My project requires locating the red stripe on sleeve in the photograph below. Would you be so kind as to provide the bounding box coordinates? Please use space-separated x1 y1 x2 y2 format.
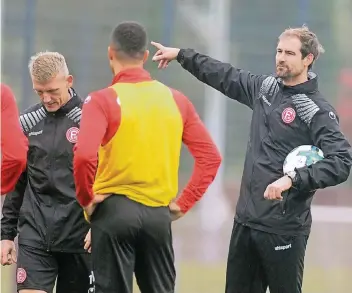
73 88 120 207
1 84 28 195
170 88 222 213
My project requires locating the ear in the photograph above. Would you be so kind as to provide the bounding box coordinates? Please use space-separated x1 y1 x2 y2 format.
108 46 114 61
143 50 149 64
66 75 74 88
304 53 314 68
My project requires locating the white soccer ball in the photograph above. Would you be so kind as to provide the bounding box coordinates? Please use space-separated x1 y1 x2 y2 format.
283 145 324 174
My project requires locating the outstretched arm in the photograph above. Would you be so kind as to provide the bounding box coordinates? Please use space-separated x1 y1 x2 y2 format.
151 42 266 109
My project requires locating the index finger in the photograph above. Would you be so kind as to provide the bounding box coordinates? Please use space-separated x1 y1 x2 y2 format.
151 41 164 50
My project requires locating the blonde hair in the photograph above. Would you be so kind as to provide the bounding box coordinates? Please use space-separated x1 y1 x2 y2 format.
28 51 69 82
279 25 325 69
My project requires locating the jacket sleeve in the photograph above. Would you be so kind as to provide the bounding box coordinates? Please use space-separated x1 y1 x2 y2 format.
1 84 28 194
177 49 266 109
1 171 27 241
73 90 120 208
171 89 222 213
73 94 108 207
295 104 352 191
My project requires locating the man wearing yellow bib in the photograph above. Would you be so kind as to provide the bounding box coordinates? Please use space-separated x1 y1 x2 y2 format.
73 21 221 293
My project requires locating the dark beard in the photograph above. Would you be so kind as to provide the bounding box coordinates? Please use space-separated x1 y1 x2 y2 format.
276 67 300 80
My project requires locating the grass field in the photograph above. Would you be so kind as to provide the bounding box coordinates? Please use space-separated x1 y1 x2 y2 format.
1 262 351 293
2 209 351 293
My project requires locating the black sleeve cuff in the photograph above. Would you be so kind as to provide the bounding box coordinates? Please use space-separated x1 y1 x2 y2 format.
0 233 16 241
291 169 302 190
176 49 186 65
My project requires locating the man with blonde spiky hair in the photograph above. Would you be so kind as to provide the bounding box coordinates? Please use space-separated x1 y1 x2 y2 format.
1 51 92 293
28 51 72 112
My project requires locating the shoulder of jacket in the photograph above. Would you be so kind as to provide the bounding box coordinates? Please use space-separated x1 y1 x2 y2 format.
20 102 43 115
95 87 115 96
65 104 83 125
84 87 117 105
291 92 335 126
19 103 47 133
76 97 84 109
311 93 335 110
259 75 280 97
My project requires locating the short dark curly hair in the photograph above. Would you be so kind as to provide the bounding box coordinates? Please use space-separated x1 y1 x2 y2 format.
110 21 147 60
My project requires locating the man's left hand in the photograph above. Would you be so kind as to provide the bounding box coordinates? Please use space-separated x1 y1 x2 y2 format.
169 201 184 221
83 194 111 221
264 175 292 201
84 229 91 253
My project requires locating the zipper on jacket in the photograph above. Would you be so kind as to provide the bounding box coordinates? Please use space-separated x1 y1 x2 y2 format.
281 200 286 215
46 114 58 252
243 94 286 223
280 190 290 215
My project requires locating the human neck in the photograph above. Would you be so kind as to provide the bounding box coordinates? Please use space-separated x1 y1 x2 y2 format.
60 90 72 108
112 62 144 76
282 72 309 87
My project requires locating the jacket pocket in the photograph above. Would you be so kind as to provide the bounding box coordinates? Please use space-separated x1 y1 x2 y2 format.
280 190 291 215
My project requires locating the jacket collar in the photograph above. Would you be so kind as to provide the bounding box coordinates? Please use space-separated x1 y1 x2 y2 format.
44 88 81 116
277 72 318 95
111 67 152 85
